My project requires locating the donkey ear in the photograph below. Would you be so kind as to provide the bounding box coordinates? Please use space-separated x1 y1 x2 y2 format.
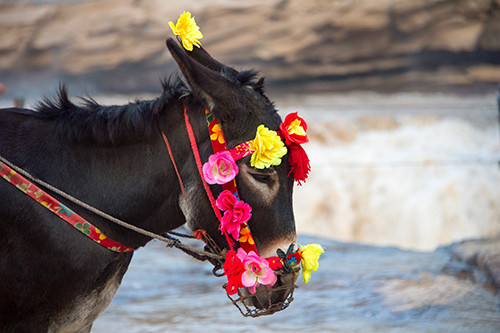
166 38 239 119
183 41 224 72
171 36 238 78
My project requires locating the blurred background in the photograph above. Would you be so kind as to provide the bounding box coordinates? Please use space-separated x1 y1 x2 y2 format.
0 0 499 251
2 1 500 331
0 0 499 252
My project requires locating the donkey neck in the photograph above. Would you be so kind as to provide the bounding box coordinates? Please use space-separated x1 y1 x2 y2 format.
71 100 191 249
18 95 192 250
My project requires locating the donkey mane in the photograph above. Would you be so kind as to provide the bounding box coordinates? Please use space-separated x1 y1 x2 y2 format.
33 78 187 146
33 70 265 147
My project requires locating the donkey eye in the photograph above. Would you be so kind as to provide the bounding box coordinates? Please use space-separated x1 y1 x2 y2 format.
248 169 277 187
250 173 270 183
240 164 280 197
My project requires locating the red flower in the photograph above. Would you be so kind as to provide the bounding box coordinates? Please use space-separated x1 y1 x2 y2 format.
266 256 284 270
288 143 311 185
279 112 309 146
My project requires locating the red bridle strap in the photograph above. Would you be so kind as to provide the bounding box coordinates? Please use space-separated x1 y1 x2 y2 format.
179 104 302 273
183 105 235 249
161 132 187 201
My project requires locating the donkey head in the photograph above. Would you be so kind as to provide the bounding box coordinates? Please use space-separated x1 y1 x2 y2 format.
166 38 299 310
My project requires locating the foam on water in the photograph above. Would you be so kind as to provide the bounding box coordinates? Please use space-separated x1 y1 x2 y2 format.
280 92 500 251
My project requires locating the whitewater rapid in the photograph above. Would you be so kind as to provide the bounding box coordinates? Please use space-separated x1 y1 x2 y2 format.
281 92 500 251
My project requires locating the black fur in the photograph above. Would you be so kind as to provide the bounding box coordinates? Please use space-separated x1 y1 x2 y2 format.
0 39 296 332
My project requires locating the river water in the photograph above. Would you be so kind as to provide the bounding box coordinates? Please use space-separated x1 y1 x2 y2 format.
92 237 500 332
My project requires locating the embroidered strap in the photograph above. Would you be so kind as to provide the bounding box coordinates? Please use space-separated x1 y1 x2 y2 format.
205 109 259 255
184 106 234 250
0 162 133 252
229 141 254 161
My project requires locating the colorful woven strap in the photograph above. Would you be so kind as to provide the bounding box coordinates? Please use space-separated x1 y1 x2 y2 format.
228 141 254 161
0 162 133 252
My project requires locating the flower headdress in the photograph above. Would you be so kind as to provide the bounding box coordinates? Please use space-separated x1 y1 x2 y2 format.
170 12 322 296
169 11 203 51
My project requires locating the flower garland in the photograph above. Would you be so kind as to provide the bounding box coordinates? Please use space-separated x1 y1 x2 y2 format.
170 12 323 295
202 108 322 294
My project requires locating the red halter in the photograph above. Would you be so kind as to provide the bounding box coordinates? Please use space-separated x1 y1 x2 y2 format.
163 104 305 295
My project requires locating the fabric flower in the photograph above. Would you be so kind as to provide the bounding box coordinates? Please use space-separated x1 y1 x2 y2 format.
238 226 255 245
280 112 309 146
215 190 237 210
210 123 225 144
237 248 277 294
288 143 311 185
266 256 284 270
169 11 203 51
216 190 252 240
250 125 287 169
75 222 91 236
300 244 324 284
203 151 239 185
278 112 311 184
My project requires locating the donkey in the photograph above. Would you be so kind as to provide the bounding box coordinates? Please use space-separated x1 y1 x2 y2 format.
0 37 299 332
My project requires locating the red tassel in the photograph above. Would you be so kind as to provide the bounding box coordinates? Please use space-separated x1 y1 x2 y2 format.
223 250 245 295
193 229 207 240
288 143 311 185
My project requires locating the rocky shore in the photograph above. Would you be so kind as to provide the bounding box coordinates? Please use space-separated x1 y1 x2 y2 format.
452 237 500 289
1 0 500 95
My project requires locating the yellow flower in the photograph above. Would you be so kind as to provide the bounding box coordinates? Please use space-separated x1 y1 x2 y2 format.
168 11 203 51
250 125 287 169
300 243 324 284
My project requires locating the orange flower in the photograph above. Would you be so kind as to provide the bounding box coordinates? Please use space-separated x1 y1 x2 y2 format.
210 124 225 144
239 226 254 245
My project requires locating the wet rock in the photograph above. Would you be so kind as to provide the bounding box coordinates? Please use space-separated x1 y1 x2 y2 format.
0 0 499 93
452 238 500 289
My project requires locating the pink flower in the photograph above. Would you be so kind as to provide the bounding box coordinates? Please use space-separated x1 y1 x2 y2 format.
216 190 252 240
203 151 238 185
237 248 277 294
215 190 237 210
